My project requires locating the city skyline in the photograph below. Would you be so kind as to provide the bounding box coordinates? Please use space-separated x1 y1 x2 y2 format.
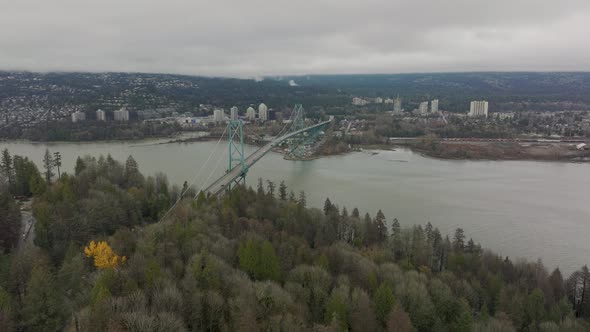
1 0 589 77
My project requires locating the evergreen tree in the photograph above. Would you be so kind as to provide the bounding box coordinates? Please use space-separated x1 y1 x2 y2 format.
0 286 13 331
566 265 590 318
324 198 333 215
196 191 207 207
325 287 349 330
22 266 65 332
352 207 360 218
466 238 475 253
549 268 565 301
266 180 275 198
1 149 13 190
452 299 473 332
0 192 20 253
425 222 434 243
375 210 387 242
74 156 85 176
125 155 139 175
391 218 403 260
524 288 545 329
431 228 444 271
42 149 54 183
52 152 62 180
391 218 401 239
278 181 287 201
298 191 306 208
257 178 264 196
12 155 43 197
374 283 395 327
453 228 465 252
237 238 280 281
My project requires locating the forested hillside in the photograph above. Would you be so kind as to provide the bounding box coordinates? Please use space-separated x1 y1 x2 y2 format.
0 151 589 331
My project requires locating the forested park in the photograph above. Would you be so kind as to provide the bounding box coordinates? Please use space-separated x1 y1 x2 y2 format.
0 148 589 331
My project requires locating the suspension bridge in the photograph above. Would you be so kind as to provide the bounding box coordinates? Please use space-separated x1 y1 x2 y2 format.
155 105 331 223
200 104 333 196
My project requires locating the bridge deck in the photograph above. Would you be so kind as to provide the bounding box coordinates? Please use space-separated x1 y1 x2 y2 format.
204 119 332 195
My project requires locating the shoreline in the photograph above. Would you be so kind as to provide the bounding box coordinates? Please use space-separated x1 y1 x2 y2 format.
4 135 590 163
394 141 590 163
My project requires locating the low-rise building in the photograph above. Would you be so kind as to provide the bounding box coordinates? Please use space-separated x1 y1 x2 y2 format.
352 97 369 106
495 112 514 120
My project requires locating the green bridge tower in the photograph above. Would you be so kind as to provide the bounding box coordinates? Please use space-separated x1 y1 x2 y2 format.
228 119 246 189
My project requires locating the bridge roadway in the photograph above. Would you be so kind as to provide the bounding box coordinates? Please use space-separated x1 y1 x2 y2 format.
204 119 332 195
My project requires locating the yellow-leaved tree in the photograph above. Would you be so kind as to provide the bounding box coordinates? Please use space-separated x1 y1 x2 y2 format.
84 240 126 269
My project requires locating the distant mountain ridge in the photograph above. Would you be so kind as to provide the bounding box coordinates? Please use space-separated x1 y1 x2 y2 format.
277 72 590 98
1 71 589 113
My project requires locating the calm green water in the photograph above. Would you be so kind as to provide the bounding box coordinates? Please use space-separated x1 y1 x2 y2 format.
1 139 588 274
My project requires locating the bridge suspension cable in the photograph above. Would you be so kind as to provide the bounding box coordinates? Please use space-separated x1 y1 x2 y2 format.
194 123 241 198
157 124 228 222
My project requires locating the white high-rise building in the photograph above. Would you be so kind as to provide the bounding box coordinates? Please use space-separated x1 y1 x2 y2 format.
114 108 130 122
431 99 439 114
96 109 106 121
246 107 256 121
374 97 383 104
393 96 402 113
419 101 429 115
71 111 86 123
230 106 239 121
469 100 489 117
258 103 268 121
213 109 225 123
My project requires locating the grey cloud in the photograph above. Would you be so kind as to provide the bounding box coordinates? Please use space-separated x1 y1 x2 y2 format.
0 0 589 77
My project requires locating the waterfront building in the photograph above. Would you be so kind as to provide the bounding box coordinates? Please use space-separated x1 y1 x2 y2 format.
96 109 106 121
419 101 429 115
352 97 369 106
374 97 383 104
71 111 86 123
431 99 439 114
213 109 225 123
258 103 268 121
230 106 239 121
246 107 256 120
469 100 489 117
495 112 514 120
384 98 394 104
394 96 402 113
114 108 130 121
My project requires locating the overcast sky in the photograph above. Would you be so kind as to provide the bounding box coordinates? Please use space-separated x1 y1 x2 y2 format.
1 0 589 77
